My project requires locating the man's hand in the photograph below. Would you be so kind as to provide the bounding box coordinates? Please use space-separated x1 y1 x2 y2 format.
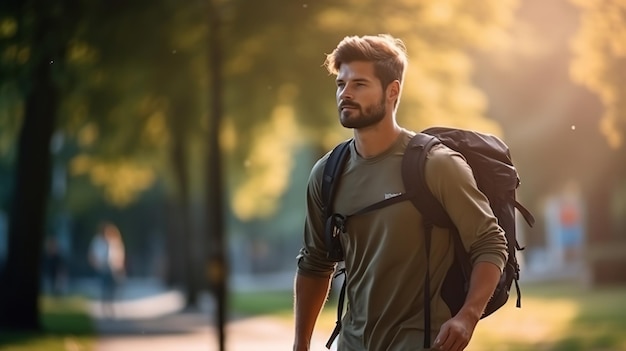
431 312 477 351
433 261 501 350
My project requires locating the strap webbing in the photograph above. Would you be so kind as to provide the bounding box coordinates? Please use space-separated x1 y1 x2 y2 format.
326 268 346 349
423 222 432 349
324 194 411 348
514 199 536 227
349 193 411 217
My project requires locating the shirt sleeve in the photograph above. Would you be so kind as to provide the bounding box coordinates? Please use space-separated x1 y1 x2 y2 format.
296 155 337 278
424 145 508 271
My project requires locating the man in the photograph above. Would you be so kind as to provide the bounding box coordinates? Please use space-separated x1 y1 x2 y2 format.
293 34 508 351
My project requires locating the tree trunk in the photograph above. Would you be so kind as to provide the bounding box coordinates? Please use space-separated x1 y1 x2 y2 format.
170 113 198 309
0 45 59 331
164 199 184 287
0 0 79 330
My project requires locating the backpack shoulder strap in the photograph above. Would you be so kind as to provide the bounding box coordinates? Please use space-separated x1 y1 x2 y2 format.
321 139 352 219
401 133 452 228
321 140 351 349
321 140 352 261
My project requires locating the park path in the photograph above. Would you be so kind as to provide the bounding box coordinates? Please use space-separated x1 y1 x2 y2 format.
87 277 332 351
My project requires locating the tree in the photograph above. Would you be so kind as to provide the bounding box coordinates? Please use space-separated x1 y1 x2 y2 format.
0 0 204 328
0 0 82 330
62 0 210 305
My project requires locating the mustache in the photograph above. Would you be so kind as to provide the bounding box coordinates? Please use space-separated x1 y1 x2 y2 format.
339 101 360 109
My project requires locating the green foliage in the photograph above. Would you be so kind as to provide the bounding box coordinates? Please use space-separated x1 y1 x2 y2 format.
570 0 626 150
0 0 523 216
2 1 564 275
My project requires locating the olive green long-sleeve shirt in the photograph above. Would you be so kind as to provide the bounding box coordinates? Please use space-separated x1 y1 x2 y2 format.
297 129 507 350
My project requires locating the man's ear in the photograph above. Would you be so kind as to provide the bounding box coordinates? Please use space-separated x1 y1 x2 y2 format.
387 80 400 103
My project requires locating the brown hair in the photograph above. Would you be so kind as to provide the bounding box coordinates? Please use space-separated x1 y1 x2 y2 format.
324 34 408 90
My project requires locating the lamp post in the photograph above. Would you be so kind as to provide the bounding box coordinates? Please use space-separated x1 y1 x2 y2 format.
207 1 227 350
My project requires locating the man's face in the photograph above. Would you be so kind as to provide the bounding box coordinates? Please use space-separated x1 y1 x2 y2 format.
336 61 387 129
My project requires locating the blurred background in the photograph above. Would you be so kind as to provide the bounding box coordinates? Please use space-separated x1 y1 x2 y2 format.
0 0 625 350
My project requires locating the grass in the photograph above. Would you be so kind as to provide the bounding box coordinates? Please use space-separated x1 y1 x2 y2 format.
467 282 626 350
1 281 623 350
230 290 295 318
0 296 94 351
232 282 626 351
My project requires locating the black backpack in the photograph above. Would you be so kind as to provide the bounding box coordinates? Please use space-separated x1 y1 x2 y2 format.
321 126 535 349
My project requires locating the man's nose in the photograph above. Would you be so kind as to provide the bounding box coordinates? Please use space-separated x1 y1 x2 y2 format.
338 85 353 100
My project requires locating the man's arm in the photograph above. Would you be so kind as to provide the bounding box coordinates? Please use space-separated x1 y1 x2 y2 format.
425 144 508 350
293 272 332 351
432 261 501 351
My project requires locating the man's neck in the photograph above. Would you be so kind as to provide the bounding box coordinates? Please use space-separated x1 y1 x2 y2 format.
353 121 403 159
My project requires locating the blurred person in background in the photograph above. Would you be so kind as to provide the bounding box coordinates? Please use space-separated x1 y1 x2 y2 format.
42 236 67 296
88 221 126 318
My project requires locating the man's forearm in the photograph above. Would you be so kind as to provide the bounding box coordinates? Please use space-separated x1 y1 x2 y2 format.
432 261 502 350
456 261 501 323
293 272 332 350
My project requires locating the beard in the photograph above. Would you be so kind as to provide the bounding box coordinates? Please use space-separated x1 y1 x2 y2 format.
339 97 386 129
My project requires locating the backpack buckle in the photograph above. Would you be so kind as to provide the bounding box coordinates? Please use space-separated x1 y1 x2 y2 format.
332 213 347 235
326 214 347 261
